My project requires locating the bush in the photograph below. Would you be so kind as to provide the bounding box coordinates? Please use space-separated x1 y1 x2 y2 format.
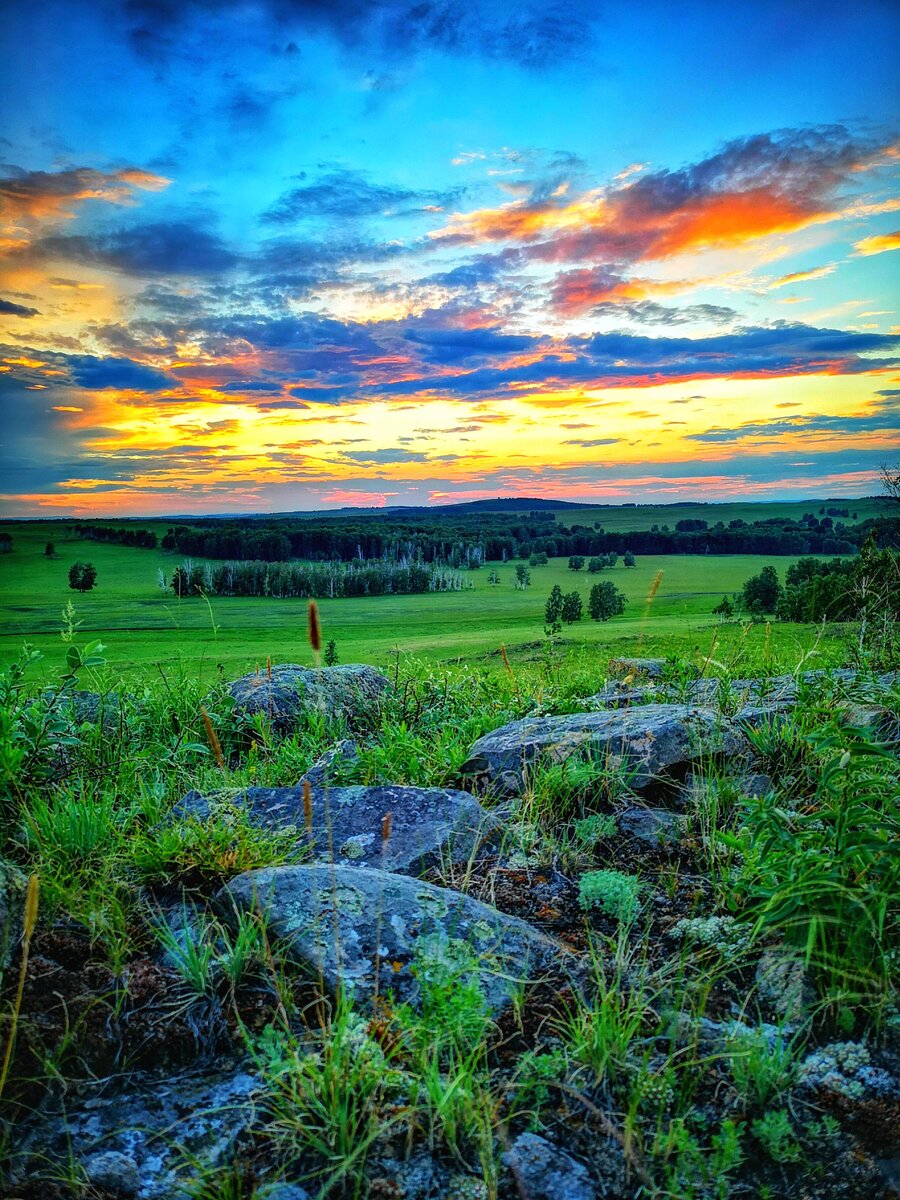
568 555 585 571
578 869 641 922
741 565 781 614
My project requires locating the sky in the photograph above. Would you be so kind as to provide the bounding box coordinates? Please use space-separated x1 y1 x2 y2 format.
0 0 898 516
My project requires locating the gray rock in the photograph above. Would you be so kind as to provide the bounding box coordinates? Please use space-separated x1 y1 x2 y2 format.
301 738 358 787
42 687 126 728
230 663 389 735
256 1186 311 1200
9 1067 260 1199
503 1132 597 1200
173 782 497 876
215 864 567 1013
608 657 668 679
84 1151 142 1197
460 704 745 796
584 682 660 709
617 805 685 846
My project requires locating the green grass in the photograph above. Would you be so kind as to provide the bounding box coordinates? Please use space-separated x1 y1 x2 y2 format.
552 496 889 532
0 520 850 681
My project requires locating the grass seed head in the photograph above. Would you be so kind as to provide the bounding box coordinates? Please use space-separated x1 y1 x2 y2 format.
200 706 225 769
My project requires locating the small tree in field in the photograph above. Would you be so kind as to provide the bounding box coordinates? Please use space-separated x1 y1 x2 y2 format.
561 591 583 623
712 595 735 620
515 564 531 589
742 565 781 615
544 584 564 634
44 541 55 558
324 639 339 666
68 561 97 592
589 581 626 621
488 568 500 585
623 549 636 567
568 555 585 571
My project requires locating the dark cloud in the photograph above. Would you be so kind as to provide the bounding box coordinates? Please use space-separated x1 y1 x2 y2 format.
562 437 621 447
590 301 737 326
263 168 461 224
0 298 40 317
116 0 600 69
35 220 239 277
688 399 900 443
340 447 429 464
67 354 175 391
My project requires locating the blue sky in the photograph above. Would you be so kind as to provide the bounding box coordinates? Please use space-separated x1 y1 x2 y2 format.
0 0 898 514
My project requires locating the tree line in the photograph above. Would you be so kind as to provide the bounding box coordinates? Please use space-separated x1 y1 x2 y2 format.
166 557 468 599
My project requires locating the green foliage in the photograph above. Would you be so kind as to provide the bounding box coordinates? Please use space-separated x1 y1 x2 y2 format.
578 869 641 922
544 584 564 629
752 1109 801 1162
67 561 97 592
653 1117 745 1200
323 638 339 666
727 720 900 1012
712 594 734 619
560 590 582 623
588 580 626 621
726 1026 800 1109
741 564 781 616
567 555 585 571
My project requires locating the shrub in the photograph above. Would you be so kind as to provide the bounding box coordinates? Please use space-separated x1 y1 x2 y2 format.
578 869 641 922
561 591 583 624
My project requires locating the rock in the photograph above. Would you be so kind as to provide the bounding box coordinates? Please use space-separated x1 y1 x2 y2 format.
609 657 668 679
584 682 660 709
229 664 389 735
798 1041 899 1102
301 738 358 787
503 1132 597 1200
173 783 497 876
0 856 26 968
617 805 685 846
755 944 815 1022
83 1151 142 1197
256 1186 311 1200
42 687 126 728
215 864 567 1013
9 1067 261 1199
460 704 746 796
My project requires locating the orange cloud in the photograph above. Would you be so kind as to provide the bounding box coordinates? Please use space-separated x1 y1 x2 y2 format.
853 230 900 256
769 264 836 288
0 166 170 225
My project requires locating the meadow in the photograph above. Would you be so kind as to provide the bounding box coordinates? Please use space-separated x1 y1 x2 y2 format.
0 518 851 682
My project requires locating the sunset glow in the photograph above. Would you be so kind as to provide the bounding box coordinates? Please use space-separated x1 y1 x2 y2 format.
1 0 898 515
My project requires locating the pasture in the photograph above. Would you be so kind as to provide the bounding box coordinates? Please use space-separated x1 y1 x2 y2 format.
0 519 850 682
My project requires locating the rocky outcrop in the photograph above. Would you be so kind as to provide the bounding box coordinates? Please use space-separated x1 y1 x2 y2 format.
215 864 567 1013
9 1067 261 1200
460 704 745 795
173 782 497 876
229 664 389 734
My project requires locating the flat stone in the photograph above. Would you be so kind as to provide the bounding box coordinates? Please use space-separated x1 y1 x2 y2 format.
215 864 567 1013
608 657 667 679
173 783 497 876
9 1067 261 1200
460 704 746 796
84 1151 142 1197
230 663 389 735
503 1132 597 1200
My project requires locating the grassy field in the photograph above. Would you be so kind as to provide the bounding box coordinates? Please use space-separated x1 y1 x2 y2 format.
0 519 850 683
552 496 888 531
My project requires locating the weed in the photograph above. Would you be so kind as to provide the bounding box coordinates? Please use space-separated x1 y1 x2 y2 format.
578 869 641 923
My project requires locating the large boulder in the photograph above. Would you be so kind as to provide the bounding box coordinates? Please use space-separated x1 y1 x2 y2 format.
215 864 567 1013
229 664 389 735
459 704 745 796
173 782 497 876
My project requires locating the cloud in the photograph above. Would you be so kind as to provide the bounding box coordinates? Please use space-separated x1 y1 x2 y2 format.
432 126 885 267
33 220 239 277
562 437 621 446
340 447 430 464
67 355 175 391
263 168 460 224
769 264 836 288
0 165 169 223
687 399 900 444
853 230 900 256
0 298 39 317
587 300 736 326
116 0 601 69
